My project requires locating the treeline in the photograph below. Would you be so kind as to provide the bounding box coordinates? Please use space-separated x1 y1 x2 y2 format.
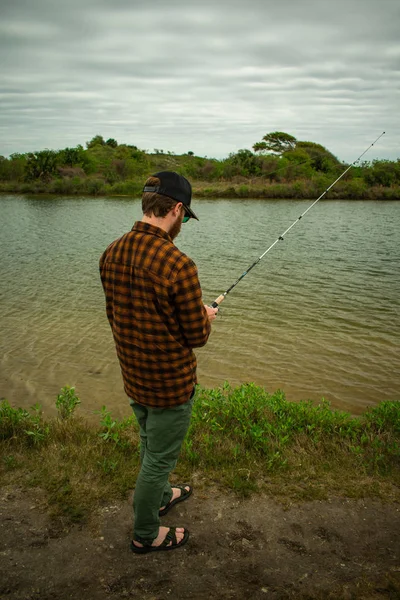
0 132 399 199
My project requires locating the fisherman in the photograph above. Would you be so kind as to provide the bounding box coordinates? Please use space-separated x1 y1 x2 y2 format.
99 171 218 553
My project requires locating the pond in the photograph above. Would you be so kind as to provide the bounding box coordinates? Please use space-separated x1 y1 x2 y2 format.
1 195 399 419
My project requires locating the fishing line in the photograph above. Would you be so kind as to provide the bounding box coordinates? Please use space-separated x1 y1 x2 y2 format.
210 131 386 308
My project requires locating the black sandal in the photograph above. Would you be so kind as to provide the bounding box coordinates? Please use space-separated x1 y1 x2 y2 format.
159 485 192 517
130 527 189 554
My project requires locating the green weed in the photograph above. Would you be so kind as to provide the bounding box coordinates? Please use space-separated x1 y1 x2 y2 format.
55 386 81 420
96 406 136 448
0 400 31 439
0 400 49 445
97 457 119 475
0 384 399 519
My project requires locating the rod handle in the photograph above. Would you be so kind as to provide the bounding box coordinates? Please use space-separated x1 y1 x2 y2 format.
210 294 225 308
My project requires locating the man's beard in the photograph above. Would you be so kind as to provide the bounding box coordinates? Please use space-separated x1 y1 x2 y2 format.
169 217 182 241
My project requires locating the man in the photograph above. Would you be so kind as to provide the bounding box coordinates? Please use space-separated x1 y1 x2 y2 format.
99 171 218 554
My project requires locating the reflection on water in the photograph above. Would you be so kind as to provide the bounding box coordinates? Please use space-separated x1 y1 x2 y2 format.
0 195 399 419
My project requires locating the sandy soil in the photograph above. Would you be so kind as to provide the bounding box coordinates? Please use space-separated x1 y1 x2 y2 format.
0 484 399 600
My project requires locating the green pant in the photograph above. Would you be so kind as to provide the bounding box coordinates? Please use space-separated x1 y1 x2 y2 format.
129 389 195 542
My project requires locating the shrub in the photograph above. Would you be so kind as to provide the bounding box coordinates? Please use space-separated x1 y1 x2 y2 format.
56 386 81 420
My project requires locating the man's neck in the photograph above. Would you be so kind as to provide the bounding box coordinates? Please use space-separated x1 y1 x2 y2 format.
142 215 171 234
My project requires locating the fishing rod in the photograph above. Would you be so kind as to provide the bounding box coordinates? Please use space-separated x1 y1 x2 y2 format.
210 131 386 308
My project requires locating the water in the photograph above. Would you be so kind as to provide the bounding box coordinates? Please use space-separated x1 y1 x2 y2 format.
1 195 399 419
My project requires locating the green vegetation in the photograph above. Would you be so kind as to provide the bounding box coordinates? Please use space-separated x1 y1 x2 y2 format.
55 386 81 420
0 132 399 199
1 384 399 523
253 131 298 154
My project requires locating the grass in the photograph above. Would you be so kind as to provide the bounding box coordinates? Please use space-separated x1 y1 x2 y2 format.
0 383 399 522
1 177 400 199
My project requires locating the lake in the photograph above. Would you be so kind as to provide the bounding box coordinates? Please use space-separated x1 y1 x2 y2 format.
0 194 399 420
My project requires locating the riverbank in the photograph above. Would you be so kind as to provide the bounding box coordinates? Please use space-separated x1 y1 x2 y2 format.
1 384 400 599
1 384 399 519
1 178 400 199
2 133 400 203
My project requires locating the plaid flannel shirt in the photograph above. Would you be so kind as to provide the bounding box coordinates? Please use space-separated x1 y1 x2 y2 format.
99 221 211 408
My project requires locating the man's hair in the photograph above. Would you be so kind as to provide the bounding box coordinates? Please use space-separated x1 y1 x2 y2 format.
142 176 177 217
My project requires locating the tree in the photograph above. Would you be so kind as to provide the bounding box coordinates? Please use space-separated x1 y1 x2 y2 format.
364 159 400 187
25 150 58 181
59 145 86 167
105 138 118 148
86 135 106 149
296 141 339 173
222 149 263 178
0 156 7 181
4 153 27 181
253 131 297 155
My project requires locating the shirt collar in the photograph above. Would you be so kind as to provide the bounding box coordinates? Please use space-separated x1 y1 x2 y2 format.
132 221 173 243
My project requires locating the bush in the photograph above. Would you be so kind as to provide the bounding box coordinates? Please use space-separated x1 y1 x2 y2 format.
0 400 49 445
83 178 105 196
56 386 81 420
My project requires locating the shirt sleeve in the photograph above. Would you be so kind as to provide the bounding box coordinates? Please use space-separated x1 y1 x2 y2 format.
172 257 211 349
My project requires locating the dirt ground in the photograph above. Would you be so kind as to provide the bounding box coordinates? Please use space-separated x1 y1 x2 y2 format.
0 484 399 600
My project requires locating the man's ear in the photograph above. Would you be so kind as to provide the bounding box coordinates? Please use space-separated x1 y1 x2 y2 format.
172 202 183 217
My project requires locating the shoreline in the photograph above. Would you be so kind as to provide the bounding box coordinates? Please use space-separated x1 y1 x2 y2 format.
1 383 399 598
1 182 400 200
1 384 399 513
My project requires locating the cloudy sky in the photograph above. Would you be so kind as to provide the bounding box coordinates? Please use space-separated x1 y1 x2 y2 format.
1 0 399 162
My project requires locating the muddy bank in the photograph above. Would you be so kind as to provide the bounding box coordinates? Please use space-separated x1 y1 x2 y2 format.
0 485 399 600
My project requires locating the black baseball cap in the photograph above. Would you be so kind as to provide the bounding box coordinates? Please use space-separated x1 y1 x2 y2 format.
143 171 199 221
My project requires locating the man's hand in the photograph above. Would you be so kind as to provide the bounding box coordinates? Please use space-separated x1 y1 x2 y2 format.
205 304 218 323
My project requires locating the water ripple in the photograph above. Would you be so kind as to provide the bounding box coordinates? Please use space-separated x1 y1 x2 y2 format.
0 196 399 417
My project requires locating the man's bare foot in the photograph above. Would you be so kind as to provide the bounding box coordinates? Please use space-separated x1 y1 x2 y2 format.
132 526 186 549
160 486 190 512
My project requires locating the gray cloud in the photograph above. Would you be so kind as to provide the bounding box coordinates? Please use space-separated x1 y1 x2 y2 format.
0 0 399 161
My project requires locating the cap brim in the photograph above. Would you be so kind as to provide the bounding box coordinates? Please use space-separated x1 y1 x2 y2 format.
184 204 199 221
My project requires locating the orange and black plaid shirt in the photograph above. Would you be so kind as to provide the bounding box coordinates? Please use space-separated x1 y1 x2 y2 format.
99 221 211 408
